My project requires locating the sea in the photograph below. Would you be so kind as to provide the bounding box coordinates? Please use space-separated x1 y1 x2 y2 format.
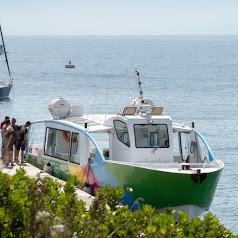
0 35 238 234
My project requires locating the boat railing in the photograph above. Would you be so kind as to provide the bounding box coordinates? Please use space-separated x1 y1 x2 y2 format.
194 129 215 161
109 161 223 170
149 162 222 170
0 81 6 86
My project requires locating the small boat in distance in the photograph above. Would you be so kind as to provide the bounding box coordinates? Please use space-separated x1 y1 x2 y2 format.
0 24 13 98
26 71 224 218
65 60 75 68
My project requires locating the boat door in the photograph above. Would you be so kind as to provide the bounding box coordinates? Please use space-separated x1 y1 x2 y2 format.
110 119 132 162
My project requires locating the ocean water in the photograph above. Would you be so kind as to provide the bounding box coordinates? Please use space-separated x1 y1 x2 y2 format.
0 35 238 234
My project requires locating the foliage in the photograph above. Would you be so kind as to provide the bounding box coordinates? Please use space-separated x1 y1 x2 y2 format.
94 184 124 211
0 169 236 238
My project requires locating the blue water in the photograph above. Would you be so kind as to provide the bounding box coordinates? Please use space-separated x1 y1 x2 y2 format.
0 35 238 234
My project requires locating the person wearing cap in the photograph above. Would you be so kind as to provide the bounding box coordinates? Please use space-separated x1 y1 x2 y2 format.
5 125 15 166
0 116 9 129
15 121 31 163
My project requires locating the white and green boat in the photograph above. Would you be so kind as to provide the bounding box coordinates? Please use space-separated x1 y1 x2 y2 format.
26 71 224 218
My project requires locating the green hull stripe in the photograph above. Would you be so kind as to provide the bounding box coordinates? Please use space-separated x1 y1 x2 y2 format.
105 162 222 209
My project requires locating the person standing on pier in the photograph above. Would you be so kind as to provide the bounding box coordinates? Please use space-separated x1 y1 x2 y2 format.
5 126 15 166
15 121 31 163
1 118 11 164
11 118 20 162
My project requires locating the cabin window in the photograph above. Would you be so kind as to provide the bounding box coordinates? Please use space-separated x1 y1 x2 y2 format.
113 120 130 147
45 128 71 161
45 128 57 157
134 124 169 148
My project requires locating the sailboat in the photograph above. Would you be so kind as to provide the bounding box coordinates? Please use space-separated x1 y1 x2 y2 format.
0 25 13 98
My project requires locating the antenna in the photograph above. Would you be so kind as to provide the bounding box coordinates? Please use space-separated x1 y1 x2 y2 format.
135 71 143 99
164 74 167 113
104 77 109 122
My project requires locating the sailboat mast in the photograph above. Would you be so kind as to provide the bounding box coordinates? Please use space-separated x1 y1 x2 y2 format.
0 24 12 83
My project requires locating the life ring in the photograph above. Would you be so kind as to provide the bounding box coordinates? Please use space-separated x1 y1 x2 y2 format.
63 131 77 143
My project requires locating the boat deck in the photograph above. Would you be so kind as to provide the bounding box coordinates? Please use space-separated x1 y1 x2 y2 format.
107 160 224 173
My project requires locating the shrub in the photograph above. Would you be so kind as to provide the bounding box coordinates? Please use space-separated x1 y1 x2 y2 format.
0 169 236 238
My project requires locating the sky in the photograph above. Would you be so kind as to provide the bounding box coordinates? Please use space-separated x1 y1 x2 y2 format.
1 0 238 35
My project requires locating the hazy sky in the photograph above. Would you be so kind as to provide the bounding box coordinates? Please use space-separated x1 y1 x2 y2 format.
1 0 238 35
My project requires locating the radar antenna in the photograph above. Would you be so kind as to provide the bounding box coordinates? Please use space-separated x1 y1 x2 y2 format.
135 71 143 99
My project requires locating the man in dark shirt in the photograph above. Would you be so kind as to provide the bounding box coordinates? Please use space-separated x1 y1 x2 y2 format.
11 118 20 162
15 121 31 163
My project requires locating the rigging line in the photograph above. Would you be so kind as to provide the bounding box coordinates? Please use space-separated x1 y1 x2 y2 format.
0 25 12 82
86 158 91 183
80 158 90 185
12 85 15 98
163 74 167 114
104 77 109 122
80 163 87 184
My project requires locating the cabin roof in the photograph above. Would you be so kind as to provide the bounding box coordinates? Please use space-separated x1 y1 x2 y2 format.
45 114 192 134
88 125 112 133
62 115 113 132
63 114 173 129
172 123 192 132
63 116 101 127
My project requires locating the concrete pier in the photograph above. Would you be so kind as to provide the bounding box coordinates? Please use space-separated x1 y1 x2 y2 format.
0 161 94 210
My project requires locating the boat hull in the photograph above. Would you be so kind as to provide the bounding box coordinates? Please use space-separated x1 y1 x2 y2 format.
96 162 222 213
0 83 12 98
65 65 75 68
26 154 223 217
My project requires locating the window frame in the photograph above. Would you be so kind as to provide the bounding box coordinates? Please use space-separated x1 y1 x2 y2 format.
133 124 169 148
113 120 130 147
44 127 77 162
69 132 80 164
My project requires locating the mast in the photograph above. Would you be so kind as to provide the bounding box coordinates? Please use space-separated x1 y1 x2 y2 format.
135 70 143 99
0 24 12 83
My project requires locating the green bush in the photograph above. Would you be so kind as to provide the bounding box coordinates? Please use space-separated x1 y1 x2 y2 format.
0 168 236 238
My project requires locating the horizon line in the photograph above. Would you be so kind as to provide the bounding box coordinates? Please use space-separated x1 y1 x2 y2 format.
4 34 238 37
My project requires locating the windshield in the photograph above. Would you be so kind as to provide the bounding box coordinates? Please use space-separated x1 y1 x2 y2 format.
134 124 169 148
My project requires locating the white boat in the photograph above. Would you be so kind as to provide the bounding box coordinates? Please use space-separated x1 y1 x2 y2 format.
65 60 75 68
0 25 13 98
26 71 224 218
